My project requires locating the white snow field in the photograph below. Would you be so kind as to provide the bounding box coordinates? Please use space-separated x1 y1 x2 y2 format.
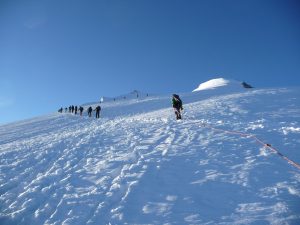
1 80 300 225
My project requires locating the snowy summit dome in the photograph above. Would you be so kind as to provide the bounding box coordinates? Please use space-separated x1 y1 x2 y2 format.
193 78 230 92
192 78 243 92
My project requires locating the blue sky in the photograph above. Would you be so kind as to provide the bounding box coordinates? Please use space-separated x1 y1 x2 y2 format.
0 0 300 124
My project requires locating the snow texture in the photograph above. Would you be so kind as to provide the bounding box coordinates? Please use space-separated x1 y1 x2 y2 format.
0 83 300 225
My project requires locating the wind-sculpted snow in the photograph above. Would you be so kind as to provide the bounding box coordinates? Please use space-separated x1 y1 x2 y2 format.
0 88 300 224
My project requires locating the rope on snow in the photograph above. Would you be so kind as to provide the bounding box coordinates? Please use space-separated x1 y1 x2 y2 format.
198 121 300 171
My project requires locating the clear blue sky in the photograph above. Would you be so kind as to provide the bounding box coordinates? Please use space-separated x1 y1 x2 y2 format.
1 0 300 124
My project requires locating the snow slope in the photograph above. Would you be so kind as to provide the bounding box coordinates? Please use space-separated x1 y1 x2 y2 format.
1 86 300 225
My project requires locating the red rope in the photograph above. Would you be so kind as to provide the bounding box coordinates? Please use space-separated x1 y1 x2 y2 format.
200 122 300 170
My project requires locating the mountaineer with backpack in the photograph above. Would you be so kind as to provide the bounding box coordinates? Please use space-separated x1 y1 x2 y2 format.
88 106 93 117
79 106 84 116
94 105 101 119
172 94 183 120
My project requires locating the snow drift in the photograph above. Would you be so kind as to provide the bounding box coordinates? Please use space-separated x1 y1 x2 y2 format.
193 78 249 92
0 84 300 225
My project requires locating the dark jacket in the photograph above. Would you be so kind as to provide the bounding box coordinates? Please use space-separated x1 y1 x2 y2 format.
172 94 183 110
95 106 101 112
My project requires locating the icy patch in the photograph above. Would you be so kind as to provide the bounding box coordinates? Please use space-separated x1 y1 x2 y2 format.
245 120 265 131
166 195 177 202
191 170 222 185
259 186 279 198
226 202 290 224
217 120 224 124
199 159 209 165
258 147 271 157
184 214 202 223
282 127 300 135
142 202 172 215
247 124 264 130
277 182 300 196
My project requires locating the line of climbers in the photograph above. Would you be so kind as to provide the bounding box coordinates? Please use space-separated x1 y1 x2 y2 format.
58 94 183 120
58 105 102 119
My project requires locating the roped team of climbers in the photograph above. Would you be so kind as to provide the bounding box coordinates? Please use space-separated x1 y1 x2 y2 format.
58 94 183 120
58 104 102 119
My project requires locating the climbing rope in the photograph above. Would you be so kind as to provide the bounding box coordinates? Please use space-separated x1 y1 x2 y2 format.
198 121 300 171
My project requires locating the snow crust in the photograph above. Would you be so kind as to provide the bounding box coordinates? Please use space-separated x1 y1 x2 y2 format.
0 86 300 225
193 78 242 92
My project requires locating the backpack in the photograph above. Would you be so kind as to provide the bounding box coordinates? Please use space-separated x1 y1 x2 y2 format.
172 94 182 109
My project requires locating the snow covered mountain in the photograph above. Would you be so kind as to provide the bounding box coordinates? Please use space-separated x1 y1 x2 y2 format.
1 82 300 225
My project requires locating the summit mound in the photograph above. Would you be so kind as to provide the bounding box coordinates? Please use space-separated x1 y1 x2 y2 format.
193 78 252 92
